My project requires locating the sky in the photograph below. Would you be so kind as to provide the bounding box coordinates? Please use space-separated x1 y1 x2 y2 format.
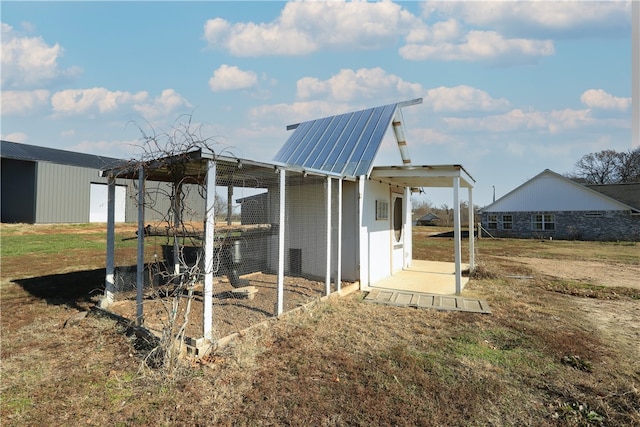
1 1 634 208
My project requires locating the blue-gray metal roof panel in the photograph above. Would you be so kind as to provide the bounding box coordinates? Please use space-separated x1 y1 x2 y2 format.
1 140 124 170
273 103 399 177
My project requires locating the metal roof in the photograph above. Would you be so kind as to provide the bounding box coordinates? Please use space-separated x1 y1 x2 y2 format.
1 140 123 170
274 100 421 178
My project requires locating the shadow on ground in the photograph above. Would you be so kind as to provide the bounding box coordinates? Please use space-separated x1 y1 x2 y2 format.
13 269 105 309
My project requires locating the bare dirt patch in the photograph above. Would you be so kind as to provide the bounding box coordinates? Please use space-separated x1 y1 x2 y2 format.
107 273 342 341
495 256 640 289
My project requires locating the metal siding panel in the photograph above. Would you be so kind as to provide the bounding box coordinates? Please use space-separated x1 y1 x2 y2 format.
331 110 368 175
274 122 312 163
289 119 328 167
321 111 361 174
277 121 317 166
305 116 340 170
352 105 396 176
309 113 350 170
36 163 99 223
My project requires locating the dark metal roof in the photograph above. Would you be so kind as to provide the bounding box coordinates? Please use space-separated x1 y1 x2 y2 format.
273 102 403 178
587 183 640 210
1 140 124 170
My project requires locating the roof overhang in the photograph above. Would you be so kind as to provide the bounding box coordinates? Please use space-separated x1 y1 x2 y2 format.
100 148 342 188
369 164 475 189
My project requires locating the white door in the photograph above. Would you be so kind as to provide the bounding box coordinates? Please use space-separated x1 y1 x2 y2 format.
89 183 126 222
391 192 404 273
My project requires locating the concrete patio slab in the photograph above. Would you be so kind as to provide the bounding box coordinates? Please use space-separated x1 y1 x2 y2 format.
369 260 470 295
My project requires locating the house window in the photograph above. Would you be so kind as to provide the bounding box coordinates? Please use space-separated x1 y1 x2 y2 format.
502 215 513 230
487 214 498 229
532 214 555 231
376 200 388 220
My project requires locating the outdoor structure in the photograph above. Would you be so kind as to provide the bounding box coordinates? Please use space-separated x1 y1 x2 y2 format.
99 99 477 354
0 140 202 223
415 213 441 226
479 169 640 241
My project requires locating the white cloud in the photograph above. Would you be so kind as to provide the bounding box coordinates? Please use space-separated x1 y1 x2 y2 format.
1 23 81 89
69 139 140 159
424 85 510 112
580 89 631 111
51 87 148 115
443 108 594 134
400 30 554 62
421 1 630 38
209 64 258 92
1 90 50 115
297 67 423 102
0 132 28 143
132 89 192 120
410 127 454 146
203 1 419 56
249 100 352 126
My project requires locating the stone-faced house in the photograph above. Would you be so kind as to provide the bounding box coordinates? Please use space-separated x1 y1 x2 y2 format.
479 169 640 241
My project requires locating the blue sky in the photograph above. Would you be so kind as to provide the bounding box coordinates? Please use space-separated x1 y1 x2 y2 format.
1 1 633 207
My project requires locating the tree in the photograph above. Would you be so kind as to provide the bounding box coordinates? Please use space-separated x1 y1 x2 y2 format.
571 148 640 184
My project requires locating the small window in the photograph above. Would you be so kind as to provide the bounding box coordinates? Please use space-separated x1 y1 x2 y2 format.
393 197 403 242
488 214 498 230
502 215 513 230
585 212 603 218
532 214 555 231
376 200 388 220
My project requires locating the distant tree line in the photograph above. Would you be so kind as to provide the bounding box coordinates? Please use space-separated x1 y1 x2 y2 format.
567 148 640 184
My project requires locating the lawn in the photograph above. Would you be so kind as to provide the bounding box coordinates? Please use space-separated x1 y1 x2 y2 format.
1 223 639 426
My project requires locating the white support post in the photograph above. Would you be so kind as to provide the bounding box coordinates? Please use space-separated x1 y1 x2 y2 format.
325 176 332 296
173 184 181 276
453 176 462 295
203 160 216 341
468 187 475 272
404 186 412 269
336 178 342 292
101 176 116 308
277 169 286 315
357 177 368 290
136 166 145 325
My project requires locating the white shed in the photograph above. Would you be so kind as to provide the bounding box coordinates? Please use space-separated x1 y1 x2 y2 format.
99 99 476 353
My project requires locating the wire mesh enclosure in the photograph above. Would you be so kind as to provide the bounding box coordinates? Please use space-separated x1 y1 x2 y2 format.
104 152 345 345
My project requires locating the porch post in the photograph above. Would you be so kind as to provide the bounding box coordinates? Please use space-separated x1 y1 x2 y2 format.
336 178 342 292
203 160 216 341
357 176 368 290
101 176 116 308
325 176 332 295
136 166 145 325
404 186 412 269
276 169 286 315
453 176 462 294
468 186 475 272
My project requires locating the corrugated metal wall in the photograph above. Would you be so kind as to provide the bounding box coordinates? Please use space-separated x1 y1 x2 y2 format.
31 162 205 224
35 163 108 223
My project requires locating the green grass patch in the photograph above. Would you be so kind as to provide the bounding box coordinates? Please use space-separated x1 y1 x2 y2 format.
1 232 137 257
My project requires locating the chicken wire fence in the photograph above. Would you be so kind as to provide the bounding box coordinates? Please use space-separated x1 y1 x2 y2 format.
107 160 343 343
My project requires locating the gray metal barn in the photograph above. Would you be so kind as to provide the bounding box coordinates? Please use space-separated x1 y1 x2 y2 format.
0 140 204 224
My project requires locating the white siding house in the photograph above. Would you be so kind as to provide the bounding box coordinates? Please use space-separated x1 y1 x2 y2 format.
480 169 640 241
